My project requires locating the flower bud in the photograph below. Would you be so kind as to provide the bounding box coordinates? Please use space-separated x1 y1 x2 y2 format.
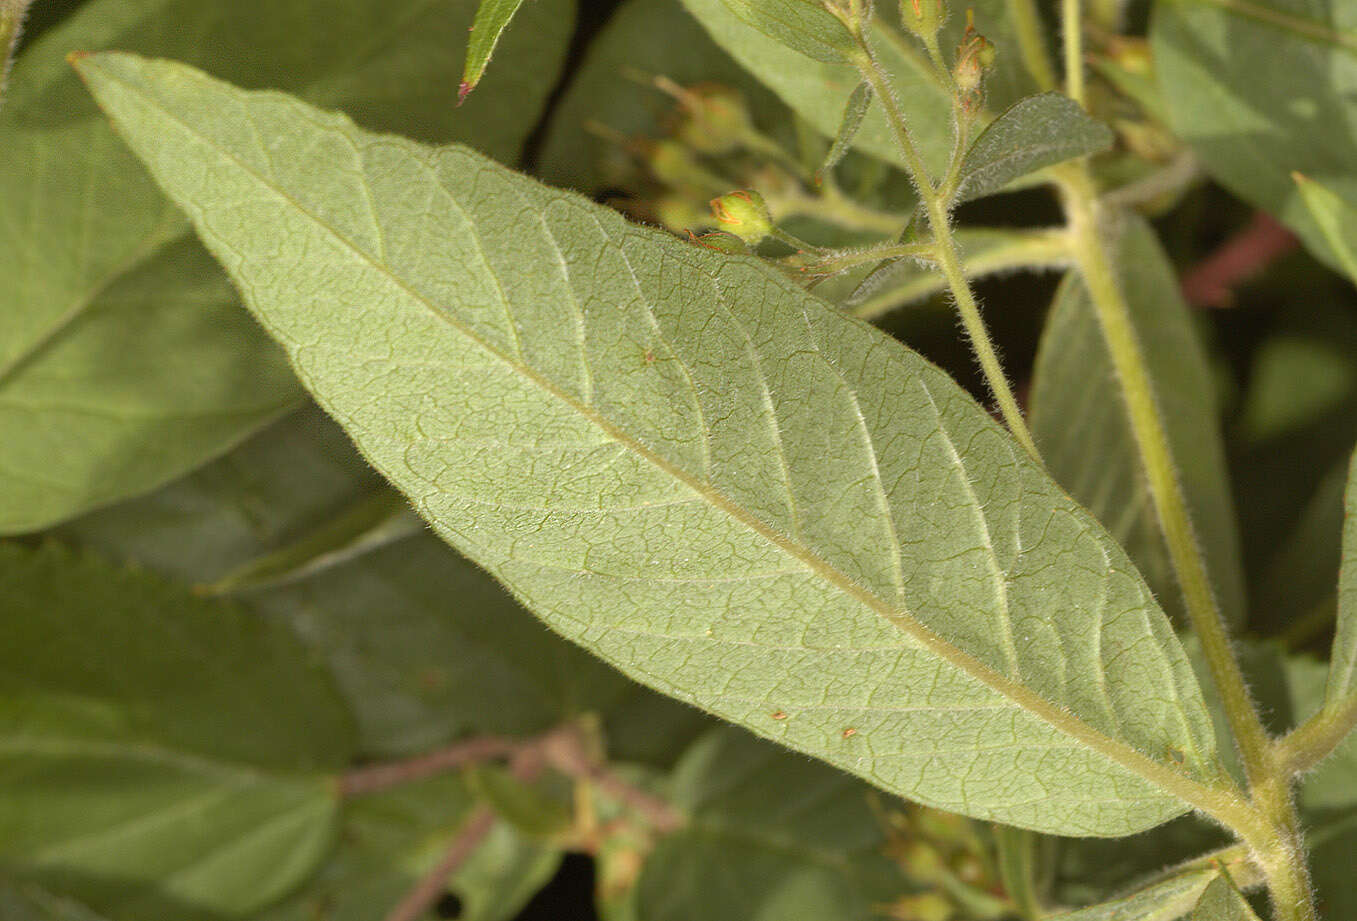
676 84 755 156
953 11 996 107
901 0 945 41
887 892 954 921
709 190 774 244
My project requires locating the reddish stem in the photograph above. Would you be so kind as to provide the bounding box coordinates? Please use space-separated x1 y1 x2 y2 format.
381 805 497 921
1180 211 1297 308
339 736 520 797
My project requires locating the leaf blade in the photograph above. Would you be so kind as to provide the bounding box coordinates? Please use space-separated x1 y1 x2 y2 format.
76 52 1222 836
955 92 1113 202
462 0 529 100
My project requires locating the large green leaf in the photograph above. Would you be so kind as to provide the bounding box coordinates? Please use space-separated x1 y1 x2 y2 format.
1151 0 1357 273
65 408 712 764
628 727 903 920
681 0 1042 174
77 53 1222 836
1031 216 1247 628
256 774 560 921
0 542 354 918
0 0 574 533
1328 448 1357 709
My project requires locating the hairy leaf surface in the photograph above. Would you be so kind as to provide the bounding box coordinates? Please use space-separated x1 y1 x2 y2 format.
1031 217 1247 628
955 93 1113 202
78 53 1222 836
0 543 353 918
0 0 574 533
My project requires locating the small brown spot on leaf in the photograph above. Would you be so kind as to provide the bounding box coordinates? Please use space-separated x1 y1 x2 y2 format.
841 727 857 738
770 710 787 720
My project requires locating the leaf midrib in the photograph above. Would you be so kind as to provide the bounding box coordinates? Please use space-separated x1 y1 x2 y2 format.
86 58 1240 824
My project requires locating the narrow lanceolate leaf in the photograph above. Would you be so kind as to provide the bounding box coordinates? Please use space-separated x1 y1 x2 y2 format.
1294 173 1357 284
955 93 1113 203
1190 876 1259 920
0 543 354 919
818 81 873 181
462 0 529 101
1031 217 1248 630
78 52 1222 836
1326 448 1357 710
1047 868 1218 921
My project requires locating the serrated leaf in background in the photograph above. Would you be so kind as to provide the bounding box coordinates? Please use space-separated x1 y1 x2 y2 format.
0 542 354 918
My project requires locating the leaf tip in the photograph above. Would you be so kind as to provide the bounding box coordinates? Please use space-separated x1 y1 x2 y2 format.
457 79 474 106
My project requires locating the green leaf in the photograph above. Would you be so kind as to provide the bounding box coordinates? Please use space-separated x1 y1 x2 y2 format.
1151 0 1357 274
713 0 857 63
629 727 904 921
462 0 528 99
1294 173 1357 283
1189 875 1259 920
65 408 712 765
820 81 873 180
0 542 354 918
955 93 1113 202
78 52 1221 836
1031 216 1247 629
681 0 1042 173
0 0 575 533
1047 867 1218 920
255 774 560 921
1330 447 1357 709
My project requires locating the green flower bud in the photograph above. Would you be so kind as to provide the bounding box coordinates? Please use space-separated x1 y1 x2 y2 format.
901 0 945 40
709 190 774 244
953 10 996 109
887 892 954 921
676 84 755 156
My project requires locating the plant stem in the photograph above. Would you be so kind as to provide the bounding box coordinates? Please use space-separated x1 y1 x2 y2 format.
1277 691 1357 775
1056 163 1315 921
852 228 1073 319
339 736 520 796
382 805 497 921
0 0 33 112
850 39 1040 461
1062 0 1086 107
1005 0 1058 91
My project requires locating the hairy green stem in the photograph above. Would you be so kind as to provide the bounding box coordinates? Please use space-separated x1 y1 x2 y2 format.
1061 0 1085 107
849 38 1040 460
852 228 1073 319
1056 163 1313 921
0 0 33 112
1005 0 1058 91
1277 691 1357 775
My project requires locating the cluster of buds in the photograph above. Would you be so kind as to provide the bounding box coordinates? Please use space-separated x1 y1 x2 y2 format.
953 10 997 113
878 802 1011 921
